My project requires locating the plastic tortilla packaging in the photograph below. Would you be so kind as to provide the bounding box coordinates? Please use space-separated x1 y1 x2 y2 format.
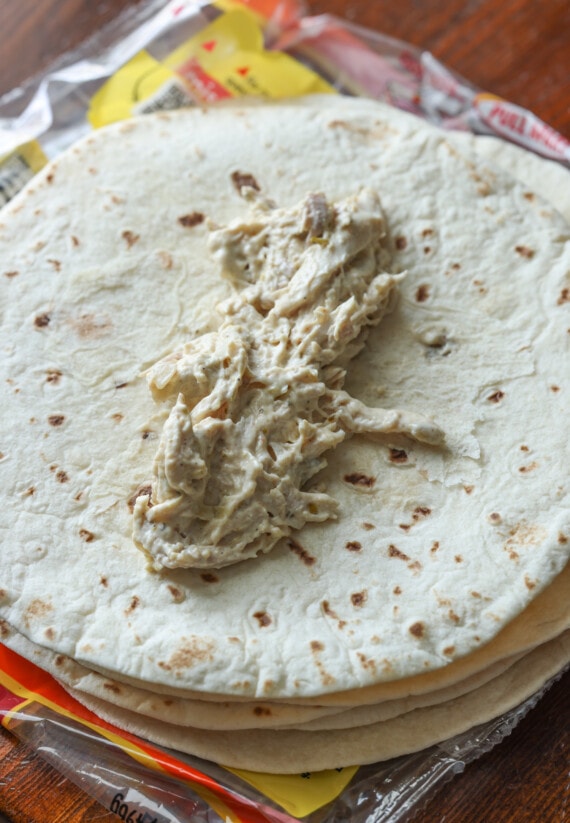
0 1 569 822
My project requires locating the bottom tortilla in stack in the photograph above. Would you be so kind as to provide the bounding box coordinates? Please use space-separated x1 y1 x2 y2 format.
0 96 569 778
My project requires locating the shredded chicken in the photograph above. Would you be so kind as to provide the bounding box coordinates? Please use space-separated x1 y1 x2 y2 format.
133 189 443 569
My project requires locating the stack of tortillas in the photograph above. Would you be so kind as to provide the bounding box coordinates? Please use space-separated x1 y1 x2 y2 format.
0 96 568 774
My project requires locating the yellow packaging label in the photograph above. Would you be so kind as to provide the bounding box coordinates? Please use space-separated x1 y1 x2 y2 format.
227 764 359 818
165 7 334 99
0 141 48 205
88 51 182 128
88 4 334 128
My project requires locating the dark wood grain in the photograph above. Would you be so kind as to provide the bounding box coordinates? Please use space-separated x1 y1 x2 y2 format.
0 2 568 822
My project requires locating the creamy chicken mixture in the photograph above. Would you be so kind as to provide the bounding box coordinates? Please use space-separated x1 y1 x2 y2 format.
133 189 444 569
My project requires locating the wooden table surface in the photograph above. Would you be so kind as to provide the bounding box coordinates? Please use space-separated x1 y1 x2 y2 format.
0 1 568 822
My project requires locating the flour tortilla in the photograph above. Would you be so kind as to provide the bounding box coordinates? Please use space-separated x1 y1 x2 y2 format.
1 98 569 700
0 621 529 730
22 556 569 711
287 94 570 224
3 556 567 730
65 632 570 772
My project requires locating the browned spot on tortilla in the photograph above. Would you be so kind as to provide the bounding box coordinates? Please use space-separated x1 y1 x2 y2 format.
0 620 10 639
100 576 108 587
56 470 68 483
55 655 66 666
231 171 260 192
43 627 56 641
423 246 432 255
309 640 335 686
421 228 434 237
558 532 568 545
125 596 140 614
200 573 219 583
507 522 547 552
393 586 402 595
409 621 425 639
115 381 128 389
47 258 61 271
127 484 152 512
74 491 84 501
158 637 215 671
79 529 94 542
515 245 535 259
524 575 537 590
228 636 240 643
71 313 112 339
463 485 474 494
550 385 560 392
287 538 316 566
443 645 455 656
389 544 410 561
157 250 173 269
413 506 431 520
455 555 463 563
178 212 205 228
71 235 80 247
399 523 411 531
103 682 122 694
122 230 140 248
519 461 538 473
389 448 408 464
487 390 504 403
23 598 53 628
395 235 407 250
253 706 272 717
523 192 535 201
230 680 252 691
34 313 51 328
357 652 376 672
557 288 570 305
415 284 430 302
46 369 62 384
448 610 460 623
344 472 376 487
408 560 422 573
471 591 482 598
48 414 65 427
4 271 19 278
167 585 184 602
253 611 272 627
345 540 362 552
321 600 346 629
351 590 367 607
111 413 123 422
362 522 375 530
23 486 35 497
